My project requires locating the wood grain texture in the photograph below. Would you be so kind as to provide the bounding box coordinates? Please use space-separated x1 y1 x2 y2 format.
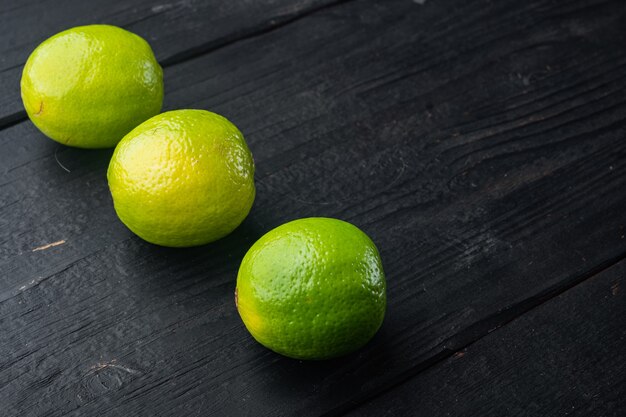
0 0 625 416
0 0 345 127
347 258 626 417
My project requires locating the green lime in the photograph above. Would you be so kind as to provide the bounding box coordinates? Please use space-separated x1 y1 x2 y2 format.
236 217 386 360
107 109 255 247
21 24 163 148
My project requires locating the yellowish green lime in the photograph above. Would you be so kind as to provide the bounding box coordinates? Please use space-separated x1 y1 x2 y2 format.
236 217 386 360
21 24 163 148
107 109 255 247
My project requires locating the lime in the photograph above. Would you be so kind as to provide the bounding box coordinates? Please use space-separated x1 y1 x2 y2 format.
21 24 163 148
107 109 255 247
236 217 386 360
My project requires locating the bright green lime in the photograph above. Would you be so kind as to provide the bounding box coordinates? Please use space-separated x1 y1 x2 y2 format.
236 217 386 360
107 109 255 247
21 24 163 148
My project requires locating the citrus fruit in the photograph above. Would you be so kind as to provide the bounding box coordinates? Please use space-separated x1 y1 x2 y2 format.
236 217 386 360
107 109 255 247
21 24 163 148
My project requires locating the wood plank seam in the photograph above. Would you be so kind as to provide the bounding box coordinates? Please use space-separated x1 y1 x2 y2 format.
0 110 26 132
0 0 357 133
331 249 626 417
158 0 357 67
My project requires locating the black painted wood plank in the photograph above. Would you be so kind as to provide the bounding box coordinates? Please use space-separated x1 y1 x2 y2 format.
347 258 626 417
0 0 345 127
1 0 625 416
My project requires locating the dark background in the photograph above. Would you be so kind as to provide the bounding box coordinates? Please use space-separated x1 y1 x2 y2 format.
1 0 625 416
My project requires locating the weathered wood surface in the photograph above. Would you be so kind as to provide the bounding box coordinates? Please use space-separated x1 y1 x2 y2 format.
0 0 344 126
1 0 625 415
347 258 626 417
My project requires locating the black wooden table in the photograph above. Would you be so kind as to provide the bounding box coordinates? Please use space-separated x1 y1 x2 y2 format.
1 1 625 416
